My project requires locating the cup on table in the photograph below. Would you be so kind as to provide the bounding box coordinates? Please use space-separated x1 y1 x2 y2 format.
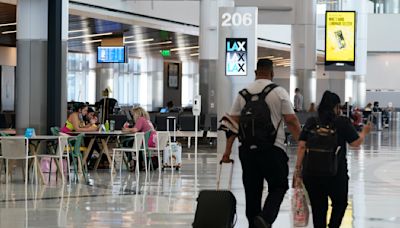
110 120 115 131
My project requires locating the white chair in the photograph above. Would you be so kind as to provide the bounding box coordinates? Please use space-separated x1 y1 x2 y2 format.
111 132 148 177
1 137 38 185
147 131 171 175
35 136 71 184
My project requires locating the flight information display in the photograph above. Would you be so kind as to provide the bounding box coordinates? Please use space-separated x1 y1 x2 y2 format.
97 46 126 63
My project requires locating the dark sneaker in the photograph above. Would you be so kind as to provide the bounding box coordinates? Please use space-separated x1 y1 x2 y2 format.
254 216 271 228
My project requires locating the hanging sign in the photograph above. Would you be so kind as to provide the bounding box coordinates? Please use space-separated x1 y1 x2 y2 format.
325 11 356 71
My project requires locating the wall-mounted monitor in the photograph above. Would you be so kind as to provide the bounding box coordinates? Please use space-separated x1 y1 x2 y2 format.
97 46 127 63
325 11 356 71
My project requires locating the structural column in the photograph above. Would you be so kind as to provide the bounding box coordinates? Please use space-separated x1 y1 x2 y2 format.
216 7 258 157
199 0 234 115
343 0 368 107
291 0 317 109
16 0 67 134
95 65 114 101
48 0 68 133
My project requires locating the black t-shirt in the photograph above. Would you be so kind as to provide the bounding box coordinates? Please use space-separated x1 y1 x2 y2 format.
299 116 359 176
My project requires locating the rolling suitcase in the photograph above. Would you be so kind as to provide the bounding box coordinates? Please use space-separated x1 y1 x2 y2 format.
163 116 182 170
193 159 236 228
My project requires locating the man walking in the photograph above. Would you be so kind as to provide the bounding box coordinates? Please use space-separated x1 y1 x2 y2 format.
222 59 301 228
294 88 304 112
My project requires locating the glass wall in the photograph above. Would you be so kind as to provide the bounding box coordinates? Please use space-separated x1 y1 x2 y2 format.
181 60 199 107
67 53 96 104
371 0 400 13
111 58 142 106
67 52 199 110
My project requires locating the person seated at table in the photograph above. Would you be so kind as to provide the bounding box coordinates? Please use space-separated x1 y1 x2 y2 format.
352 107 363 131
82 107 103 169
86 107 98 127
122 106 157 171
307 102 317 112
61 103 98 133
365 103 373 111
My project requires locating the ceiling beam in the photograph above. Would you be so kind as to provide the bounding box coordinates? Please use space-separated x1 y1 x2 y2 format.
69 1 199 36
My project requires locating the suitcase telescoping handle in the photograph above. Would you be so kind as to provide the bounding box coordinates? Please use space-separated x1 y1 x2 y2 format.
217 159 234 191
167 116 177 142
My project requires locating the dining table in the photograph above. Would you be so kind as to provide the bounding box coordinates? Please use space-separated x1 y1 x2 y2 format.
68 131 135 170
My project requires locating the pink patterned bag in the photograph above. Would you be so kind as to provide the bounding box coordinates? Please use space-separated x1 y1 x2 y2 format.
292 185 310 227
40 157 68 173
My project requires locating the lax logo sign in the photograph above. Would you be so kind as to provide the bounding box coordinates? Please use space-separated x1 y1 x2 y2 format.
225 38 247 76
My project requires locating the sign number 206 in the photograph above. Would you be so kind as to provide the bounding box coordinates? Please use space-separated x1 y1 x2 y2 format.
221 12 253 27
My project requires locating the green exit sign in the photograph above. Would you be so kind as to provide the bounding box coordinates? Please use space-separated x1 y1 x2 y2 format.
161 50 171 57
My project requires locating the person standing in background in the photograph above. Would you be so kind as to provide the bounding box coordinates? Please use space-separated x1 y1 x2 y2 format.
294 88 304 112
96 88 118 123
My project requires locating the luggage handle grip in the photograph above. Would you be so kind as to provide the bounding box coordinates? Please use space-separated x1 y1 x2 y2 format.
219 159 234 165
217 159 234 191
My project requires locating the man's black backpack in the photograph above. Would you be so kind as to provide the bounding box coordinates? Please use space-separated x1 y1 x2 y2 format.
303 118 340 176
238 84 279 149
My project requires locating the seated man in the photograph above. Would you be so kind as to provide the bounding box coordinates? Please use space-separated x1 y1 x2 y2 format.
96 88 118 123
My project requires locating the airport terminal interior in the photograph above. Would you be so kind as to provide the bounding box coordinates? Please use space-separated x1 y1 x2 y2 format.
0 0 400 227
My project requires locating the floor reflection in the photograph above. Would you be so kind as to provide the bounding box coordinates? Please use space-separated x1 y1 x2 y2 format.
0 130 400 227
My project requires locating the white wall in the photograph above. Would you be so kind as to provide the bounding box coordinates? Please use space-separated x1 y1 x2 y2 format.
0 46 17 66
236 0 295 24
258 25 291 44
368 14 400 52
366 53 400 90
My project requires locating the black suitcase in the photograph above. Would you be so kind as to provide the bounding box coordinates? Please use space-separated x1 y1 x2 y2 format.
193 160 236 228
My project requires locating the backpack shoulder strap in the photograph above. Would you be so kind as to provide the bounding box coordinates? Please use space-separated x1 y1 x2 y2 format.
239 89 253 102
259 83 279 100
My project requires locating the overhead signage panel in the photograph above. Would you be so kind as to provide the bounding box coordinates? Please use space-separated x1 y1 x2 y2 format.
325 11 356 71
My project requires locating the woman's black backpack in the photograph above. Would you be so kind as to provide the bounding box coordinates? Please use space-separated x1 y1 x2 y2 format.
303 118 340 176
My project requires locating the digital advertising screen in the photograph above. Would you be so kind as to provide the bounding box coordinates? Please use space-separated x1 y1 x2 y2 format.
325 11 356 71
97 46 126 63
226 38 247 76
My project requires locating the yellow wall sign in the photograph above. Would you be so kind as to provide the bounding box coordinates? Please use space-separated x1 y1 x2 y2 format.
325 11 355 62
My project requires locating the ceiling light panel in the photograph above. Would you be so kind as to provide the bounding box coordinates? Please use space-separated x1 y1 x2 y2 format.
170 46 199 52
69 32 113 40
0 22 16 27
2 30 16 34
124 38 154 44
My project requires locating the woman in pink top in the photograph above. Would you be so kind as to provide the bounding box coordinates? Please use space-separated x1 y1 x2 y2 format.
122 107 157 171
122 106 156 147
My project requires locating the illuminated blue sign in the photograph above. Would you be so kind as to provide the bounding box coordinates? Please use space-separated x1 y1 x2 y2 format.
97 46 126 63
225 38 247 76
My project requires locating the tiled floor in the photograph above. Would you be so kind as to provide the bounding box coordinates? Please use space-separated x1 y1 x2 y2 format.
1 128 400 227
